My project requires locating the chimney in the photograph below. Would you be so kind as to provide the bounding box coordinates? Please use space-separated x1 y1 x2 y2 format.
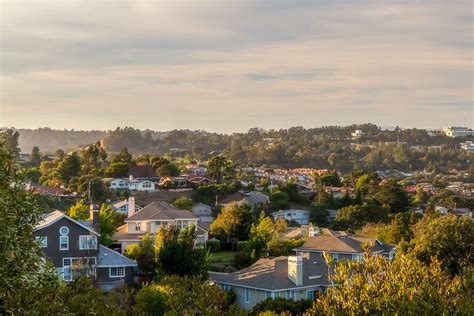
129 174 134 181
128 197 136 218
288 256 303 286
90 204 100 233
308 225 319 237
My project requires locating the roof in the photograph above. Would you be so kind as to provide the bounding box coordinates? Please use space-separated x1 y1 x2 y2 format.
97 245 137 267
209 256 330 291
244 191 270 205
128 165 156 179
113 222 207 242
29 183 73 197
134 190 194 205
272 209 308 216
197 221 211 232
295 235 394 254
126 201 198 222
35 210 100 236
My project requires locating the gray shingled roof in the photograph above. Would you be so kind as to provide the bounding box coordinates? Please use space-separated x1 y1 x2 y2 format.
97 245 137 267
209 256 330 291
125 201 198 222
295 235 394 254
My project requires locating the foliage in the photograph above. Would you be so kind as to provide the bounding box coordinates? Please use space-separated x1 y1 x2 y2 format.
357 223 391 242
104 162 129 177
68 199 89 220
311 253 474 315
267 238 306 256
0 128 20 157
155 162 180 177
171 196 194 210
207 155 236 184
112 147 133 164
211 203 254 242
99 203 125 245
30 145 41 166
0 146 63 314
410 214 474 276
320 173 342 187
376 179 410 212
155 225 209 279
333 204 389 230
206 239 221 252
56 152 81 185
250 297 313 315
124 243 140 260
386 212 418 244
135 275 236 315
136 234 159 282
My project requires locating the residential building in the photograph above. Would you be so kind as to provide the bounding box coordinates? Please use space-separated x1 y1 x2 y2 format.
108 176 156 192
111 197 142 215
210 235 395 309
272 209 309 225
158 176 189 188
460 141 474 152
191 203 214 222
442 126 474 137
33 206 136 290
351 129 364 139
27 182 76 198
112 201 207 252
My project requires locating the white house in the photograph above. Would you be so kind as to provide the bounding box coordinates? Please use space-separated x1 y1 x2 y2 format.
272 209 310 225
191 203 214 222
108 177 156 192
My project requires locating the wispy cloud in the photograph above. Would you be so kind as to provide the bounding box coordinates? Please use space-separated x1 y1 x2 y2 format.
0 0 472 131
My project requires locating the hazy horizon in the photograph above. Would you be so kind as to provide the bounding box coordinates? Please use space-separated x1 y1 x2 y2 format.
1 1 473 132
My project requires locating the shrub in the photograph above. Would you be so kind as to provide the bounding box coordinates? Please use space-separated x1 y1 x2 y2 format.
237 241 247 251
234 251 252 269
251 298 313 315
267 238 306 257
206 240 221 253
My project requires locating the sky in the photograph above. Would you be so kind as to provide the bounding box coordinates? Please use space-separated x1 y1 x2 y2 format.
0 0 472 132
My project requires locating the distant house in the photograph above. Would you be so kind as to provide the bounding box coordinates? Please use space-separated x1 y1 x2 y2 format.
158 176 189 188
191 203 214 222
33 207 136 290
187 176 216 186
27 182 75 198
113 201 208 252
220 191 270 211
108 176 156 192
452 208 472 218
272 209 309 225
210 235 395 309
111 197 142 215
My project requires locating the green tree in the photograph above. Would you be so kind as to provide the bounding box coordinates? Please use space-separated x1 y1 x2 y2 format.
155 162 180 177
30 145 41 166
113 147 133 164
211 203 254 243
0 146 63 314
99 204 120 246
251 297 313 315
320 173 342 187
311 253 473 315
410 214 474 276
155 225 208 279
104 162 129 178
0 128 20 157
387 212 414 244
68 199 89 220
171 196 194 210
133 283 166 315
207 155 236 184
56 152 81 185
334 204 389 230
376 179 410 212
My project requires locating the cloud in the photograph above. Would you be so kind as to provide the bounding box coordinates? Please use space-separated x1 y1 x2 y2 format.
0 0 472 131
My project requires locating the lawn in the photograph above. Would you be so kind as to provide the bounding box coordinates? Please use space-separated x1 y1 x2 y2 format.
208 251 236 272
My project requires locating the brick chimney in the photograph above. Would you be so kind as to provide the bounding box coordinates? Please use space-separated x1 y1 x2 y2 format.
288 256 303 286
128 197 136 218
90 204 100 233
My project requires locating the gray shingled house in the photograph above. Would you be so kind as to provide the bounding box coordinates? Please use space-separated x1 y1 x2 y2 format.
209 235 395 309
33 206 137 291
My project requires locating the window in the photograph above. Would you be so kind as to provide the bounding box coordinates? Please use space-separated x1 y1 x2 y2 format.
60 235 69 250
266 291 272 299
244 288 250 303
59 226 69 236
352 254 363 261
287 290 294 299
331 253 339 261
109 267 125 278
79 235 98 250
306 290 315 300
36 236 47 247
135 222 141 231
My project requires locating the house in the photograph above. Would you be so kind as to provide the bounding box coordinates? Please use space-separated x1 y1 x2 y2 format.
187 176 216 186
452 208 472 218
272 209 309 225
113 201 207 252
108 176 156 192
221 191 270 211
27 182 76 198
192 203 214 222
158 176 189 188
33 206 136 290
210 235 395 309
111 197 142 215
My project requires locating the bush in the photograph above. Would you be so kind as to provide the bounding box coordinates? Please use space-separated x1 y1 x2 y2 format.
236 241 247 252
234 251 252 269
267 238 306 257
206 240 221 253
251 298 313 315
133 284 167 316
